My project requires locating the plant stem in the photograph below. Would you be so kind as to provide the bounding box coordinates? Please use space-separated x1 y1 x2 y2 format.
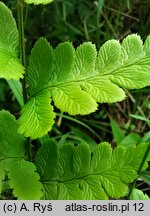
26 137 32 161
83 19 89 41
127 142 150 199
57 111 63 127
17 0 27 103
17 0 32 161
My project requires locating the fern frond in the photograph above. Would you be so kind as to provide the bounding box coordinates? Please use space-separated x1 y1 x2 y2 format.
35 140 150 199
19 35 150 138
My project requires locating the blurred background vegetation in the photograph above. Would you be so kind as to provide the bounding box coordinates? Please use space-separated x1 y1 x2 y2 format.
0 0 150 198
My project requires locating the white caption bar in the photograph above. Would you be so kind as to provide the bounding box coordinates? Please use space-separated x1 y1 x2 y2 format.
0 201 149 216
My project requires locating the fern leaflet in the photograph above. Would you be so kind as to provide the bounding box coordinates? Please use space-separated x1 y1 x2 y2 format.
0 110 42 199
0 2 24 80
129 189 150 200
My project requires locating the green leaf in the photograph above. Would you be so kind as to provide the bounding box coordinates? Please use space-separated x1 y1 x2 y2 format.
18 90 55 139
109 35 150 89
122 34 143 65
35 140 150 200
19 34 150 139
69 127 97 149
25 0 54 5
56 181 83 200
110 118 125 144
80 77 126 103
141 131 150 143
99 171 128 198
51 83 97 115
139 170 150 186
0 2 24 80
35 139 58 181
129 114 150 122
96 39 122 75
0 164 5 193
119 133 141 147
27 38 54 95
0 110 25 158
73 42 97 79
39 134 51 145
97 0 104 14
129 189 150 200
7 80 24 107
8 160 42 200
80 176 107 199
0 110 42 199
144 100 150 110
91 142 112 173
52 42 75 83
111 146 137 183
143 35 150 55
133 143 150 170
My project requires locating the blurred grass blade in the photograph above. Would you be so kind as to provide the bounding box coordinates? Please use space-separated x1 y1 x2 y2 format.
139 170 150 186
119 133 141 147
57 132 71 148
144 100 150 110
64 21 83 36
7 80 24 107
56 113 101 141
141 131 150 143
110 118 125 145
70 127 97 149
129 114 150 122
127 0 131 10
131 88 150 94
98 0 104 14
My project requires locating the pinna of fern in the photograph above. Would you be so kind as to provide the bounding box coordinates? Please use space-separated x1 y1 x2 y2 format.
0 110 150 199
